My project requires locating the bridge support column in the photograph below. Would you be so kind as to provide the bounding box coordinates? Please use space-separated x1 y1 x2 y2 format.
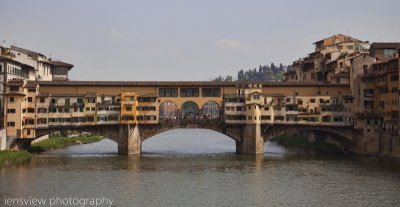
118 124 141 155
0 129 6 151
236 124 264 154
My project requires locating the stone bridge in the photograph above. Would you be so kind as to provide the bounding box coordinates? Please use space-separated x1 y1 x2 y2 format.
35 120 360 155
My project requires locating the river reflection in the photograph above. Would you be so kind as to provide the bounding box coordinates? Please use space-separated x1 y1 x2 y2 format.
1 129 400 207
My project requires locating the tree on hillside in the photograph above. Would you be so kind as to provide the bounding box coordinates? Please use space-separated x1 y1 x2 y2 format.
213 62 287 82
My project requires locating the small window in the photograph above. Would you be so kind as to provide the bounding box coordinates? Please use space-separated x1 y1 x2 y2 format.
40 98 45 103
28 97 33 102
9 97 14 102
7 122 15 127
10 86 19 91
7 109 16 113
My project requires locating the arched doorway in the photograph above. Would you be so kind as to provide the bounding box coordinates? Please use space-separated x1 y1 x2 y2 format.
159 101 178 119
181 101 199 118
202 101 220 119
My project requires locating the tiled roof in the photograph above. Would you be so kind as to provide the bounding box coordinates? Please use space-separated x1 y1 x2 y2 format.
50 93 85 97
50 60 74 70
372 57 399 65
25 81 38 89
371 42 400 49
0 56 35 68
36 93 50 98
10 45 45 57
2 91 25 96
34 80 350 87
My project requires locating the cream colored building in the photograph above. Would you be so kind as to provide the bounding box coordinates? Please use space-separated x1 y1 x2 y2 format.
2 80 353 139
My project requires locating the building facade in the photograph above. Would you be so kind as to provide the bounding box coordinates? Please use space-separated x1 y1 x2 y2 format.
0 45 73 128
285 35 400 157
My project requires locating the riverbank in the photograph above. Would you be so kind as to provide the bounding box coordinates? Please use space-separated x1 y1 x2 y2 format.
0 151 32 168
28 135 103 153
271 134 343 152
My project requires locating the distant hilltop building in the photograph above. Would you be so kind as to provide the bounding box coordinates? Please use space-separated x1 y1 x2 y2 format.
0 45 73 123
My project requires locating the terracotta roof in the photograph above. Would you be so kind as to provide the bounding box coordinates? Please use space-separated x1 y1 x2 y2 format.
313 34 361 44
34 80 350 87
0 56 35 69
371 42 400 49
372 57 399 65
10 45 45 57
2 91 25 96
50 93 85 97
36 93 50 98
50 60 74 70
25 81 38 89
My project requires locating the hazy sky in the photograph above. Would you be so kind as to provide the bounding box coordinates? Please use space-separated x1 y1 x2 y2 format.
1 0 399 81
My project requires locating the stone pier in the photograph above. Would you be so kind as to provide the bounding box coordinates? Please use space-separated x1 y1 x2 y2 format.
118 124 142 155
236 124 264 154
0 129 6 151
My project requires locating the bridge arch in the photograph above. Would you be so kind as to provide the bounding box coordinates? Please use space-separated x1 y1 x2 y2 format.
201 101 220 119
139 119 241 142
181 101 199 118
159 101 178 120
262 124 356 151
34 125 123 144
